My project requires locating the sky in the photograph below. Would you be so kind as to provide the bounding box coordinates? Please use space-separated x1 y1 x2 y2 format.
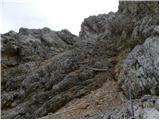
0 0 119 35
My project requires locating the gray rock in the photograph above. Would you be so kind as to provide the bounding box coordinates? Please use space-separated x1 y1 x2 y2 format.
1 27 110 118
88 95 159 119
119 36 159 98
143 108 159 119
1 1 159 119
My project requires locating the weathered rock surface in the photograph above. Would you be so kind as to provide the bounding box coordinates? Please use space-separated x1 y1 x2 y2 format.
2 26 116 118
87 95 159 119
119 36 159 98
1 1 159 119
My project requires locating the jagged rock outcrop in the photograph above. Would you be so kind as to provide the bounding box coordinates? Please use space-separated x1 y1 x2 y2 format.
1 28 82 118
80 0 159 99
2 27 115 118
119 36 159 98
1 1 159 119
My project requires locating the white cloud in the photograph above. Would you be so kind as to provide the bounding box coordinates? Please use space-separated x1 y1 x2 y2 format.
1 0 119 35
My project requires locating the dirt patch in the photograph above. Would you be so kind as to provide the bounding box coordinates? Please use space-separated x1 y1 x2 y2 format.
114 49 129 81
42 79 123 119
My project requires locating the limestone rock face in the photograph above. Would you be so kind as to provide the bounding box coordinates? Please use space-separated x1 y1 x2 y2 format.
1 1 159 119
119 37 159 98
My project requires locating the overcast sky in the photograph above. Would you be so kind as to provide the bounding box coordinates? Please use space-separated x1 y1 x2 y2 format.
1 0 119 35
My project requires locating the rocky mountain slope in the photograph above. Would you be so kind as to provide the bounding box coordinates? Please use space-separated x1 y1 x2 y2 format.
1 1 159 119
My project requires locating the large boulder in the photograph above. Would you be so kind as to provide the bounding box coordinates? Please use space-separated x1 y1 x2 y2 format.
119 36 159 98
